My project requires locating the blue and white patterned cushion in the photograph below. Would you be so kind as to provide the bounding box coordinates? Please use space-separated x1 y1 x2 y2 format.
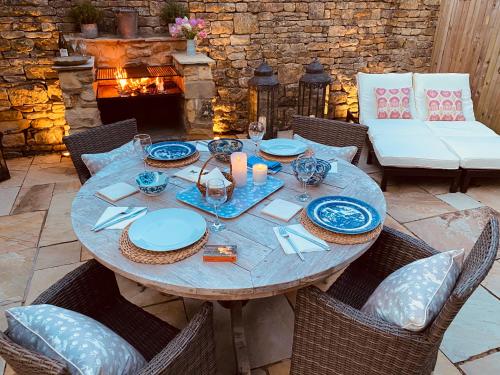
293 134 357 162
361 249 464 331
6 304 146 375
81 141 134 176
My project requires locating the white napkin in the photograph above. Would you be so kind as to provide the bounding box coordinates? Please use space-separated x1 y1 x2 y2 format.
274 224 328 254
94 207 147 230
95 182 138 203
329 160 338 174
195 141 209 152
201 167 232 187
174 166 208 183
262 199 302 222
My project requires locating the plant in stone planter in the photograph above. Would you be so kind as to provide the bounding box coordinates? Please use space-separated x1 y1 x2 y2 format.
169 17 207 56
69 1 103 39
160 0 188 33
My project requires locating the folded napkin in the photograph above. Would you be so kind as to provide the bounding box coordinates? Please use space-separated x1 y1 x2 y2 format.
262 199 302 222
95 182 138 203
201 167 232 187
174 166 209 183
94 207 147 230
274 224 328 254
195 141 210 152
247 155 282 173
329 160 338 174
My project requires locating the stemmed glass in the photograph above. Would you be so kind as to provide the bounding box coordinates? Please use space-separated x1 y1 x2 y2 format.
295 154 317 202
133 134 152 172
248 121 265 155
205 178 227 232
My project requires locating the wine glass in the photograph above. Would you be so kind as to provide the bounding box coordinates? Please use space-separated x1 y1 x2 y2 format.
205 178 227 232
248 121 265 155
133 134 152 172
295 154 317 202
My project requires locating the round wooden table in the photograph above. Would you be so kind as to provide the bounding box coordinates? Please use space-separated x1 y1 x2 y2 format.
71 139 386 374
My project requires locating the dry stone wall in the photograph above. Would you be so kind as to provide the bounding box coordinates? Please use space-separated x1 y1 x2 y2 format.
0 0 440 154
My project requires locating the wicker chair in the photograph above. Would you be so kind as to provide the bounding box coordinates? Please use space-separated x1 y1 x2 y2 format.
0 260 216 375
290 115 368 165
63 119 138 184
291 218 498 375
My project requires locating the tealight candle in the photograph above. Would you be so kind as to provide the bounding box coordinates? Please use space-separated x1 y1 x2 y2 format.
230 152 247 187
252 163 268 186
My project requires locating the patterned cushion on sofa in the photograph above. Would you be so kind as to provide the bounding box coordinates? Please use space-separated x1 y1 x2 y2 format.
361 249 464 331
293 134 357 163
426 89 466 121
6 304 146 375
81 141 134 176
375 87 413 119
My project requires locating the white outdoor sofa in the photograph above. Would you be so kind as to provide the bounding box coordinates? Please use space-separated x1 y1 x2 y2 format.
357 72 500 192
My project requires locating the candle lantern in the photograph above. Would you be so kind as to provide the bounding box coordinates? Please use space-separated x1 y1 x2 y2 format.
248 61 279 139
298 58 332 118
0 132 11 183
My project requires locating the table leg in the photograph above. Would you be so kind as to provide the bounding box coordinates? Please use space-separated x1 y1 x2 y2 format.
219 300 251 375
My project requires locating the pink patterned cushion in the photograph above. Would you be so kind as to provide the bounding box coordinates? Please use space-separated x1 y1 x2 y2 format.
426 89 465 121
375 87 412 119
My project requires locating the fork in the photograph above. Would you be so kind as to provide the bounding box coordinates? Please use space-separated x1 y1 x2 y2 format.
92 207 134 231
278 226 305 261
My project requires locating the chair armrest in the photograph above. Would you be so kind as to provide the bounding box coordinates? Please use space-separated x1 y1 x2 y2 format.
352 226 439 280
32 260 120 317
136 302 216 375
291 287 431 375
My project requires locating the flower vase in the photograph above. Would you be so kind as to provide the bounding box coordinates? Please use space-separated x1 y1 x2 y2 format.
186 39 196 56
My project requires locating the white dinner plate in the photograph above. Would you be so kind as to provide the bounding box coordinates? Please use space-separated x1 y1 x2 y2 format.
260 139 308 156
128 208 206 251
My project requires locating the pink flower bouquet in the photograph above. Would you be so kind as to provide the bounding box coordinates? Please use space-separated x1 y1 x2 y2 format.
169 17 207 40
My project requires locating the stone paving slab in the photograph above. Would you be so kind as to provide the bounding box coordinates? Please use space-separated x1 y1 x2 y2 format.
460 351 500 374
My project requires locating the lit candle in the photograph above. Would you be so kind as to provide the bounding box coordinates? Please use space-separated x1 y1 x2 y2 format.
252 163 268 186
230 152 247 187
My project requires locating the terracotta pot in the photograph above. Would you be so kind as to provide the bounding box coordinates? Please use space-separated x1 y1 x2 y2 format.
186 39 196 56
81 23 98 39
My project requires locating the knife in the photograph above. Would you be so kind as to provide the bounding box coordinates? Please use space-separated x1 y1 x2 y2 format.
91 207 133 231
92 208 147 232
284 227 330 251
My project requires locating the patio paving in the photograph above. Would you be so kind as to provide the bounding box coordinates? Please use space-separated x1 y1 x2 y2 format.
0 151 499 374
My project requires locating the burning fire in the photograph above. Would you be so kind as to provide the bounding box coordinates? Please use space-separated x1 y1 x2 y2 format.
114 67 166 96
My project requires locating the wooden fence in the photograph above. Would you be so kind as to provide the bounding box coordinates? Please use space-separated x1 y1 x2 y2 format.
430 0 500 133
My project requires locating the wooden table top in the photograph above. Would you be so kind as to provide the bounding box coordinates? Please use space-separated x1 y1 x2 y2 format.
71 140 386 301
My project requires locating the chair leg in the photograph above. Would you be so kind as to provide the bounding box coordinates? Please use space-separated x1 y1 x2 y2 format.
366 149 373 165
450 172 460 193
460 171 472 193
380 170 388 192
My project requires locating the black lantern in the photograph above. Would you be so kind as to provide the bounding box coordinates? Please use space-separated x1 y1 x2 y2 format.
248 61 279 139
298 58 332 118
0 132 11 183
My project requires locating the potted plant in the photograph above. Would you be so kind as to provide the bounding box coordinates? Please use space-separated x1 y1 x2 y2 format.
169 17 207 56
160 1 188 34
69 1 103 39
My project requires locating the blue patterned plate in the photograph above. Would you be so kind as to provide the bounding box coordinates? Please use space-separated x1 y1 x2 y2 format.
148 142 196 161
306 196 381 234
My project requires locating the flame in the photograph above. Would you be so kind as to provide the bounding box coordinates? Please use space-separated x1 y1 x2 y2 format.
114 67 166 96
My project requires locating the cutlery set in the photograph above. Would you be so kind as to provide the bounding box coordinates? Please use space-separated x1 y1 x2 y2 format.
92 207 148 232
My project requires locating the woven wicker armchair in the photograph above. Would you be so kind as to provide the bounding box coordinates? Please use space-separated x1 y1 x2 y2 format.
63 119 138 184
291 218 498 375
290 115 368 165
0 260 217 375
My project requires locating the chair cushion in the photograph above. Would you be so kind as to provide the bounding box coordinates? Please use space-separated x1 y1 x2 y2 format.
375 87 413 119
373 135 460 169
81 141 134 176
361 249 465 331
357 73 417 124
426 89 465 121
441 136 500 169
6 304 146 375
414 73 475 121
365 119 432 141
293 134 357 162
424 120 497 138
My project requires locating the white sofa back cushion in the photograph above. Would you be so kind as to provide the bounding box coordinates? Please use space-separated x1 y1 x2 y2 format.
356 72 417 124
413 73 475 121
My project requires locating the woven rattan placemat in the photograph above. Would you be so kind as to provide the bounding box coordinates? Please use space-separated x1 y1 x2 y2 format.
257 150 299 163
299 210 382 245
119 224 209 264
146 151 200 169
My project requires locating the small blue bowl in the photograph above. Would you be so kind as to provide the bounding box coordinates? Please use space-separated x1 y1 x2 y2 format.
208 138 244 162
136 171 169 196
291 159 332 186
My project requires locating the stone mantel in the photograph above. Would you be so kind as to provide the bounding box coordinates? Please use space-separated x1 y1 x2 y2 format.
52 56 95 72
64 34 180 43
172 53 215 66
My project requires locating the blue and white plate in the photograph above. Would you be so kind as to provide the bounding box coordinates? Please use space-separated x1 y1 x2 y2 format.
306 196 381 234
260 139 307 156
148 142 196 161
128 208 206 251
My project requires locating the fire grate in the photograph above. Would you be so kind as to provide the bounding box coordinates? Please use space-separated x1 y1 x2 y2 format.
96 65 179 81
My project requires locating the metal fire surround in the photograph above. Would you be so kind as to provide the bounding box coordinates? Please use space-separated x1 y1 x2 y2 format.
96 65 179 81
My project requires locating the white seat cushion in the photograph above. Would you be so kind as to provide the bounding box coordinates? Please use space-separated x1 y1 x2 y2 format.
424 121 497 137
441 136 500 169
365 119 433 141
413 73 475 121
357 72 417 124
373 135 459 169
